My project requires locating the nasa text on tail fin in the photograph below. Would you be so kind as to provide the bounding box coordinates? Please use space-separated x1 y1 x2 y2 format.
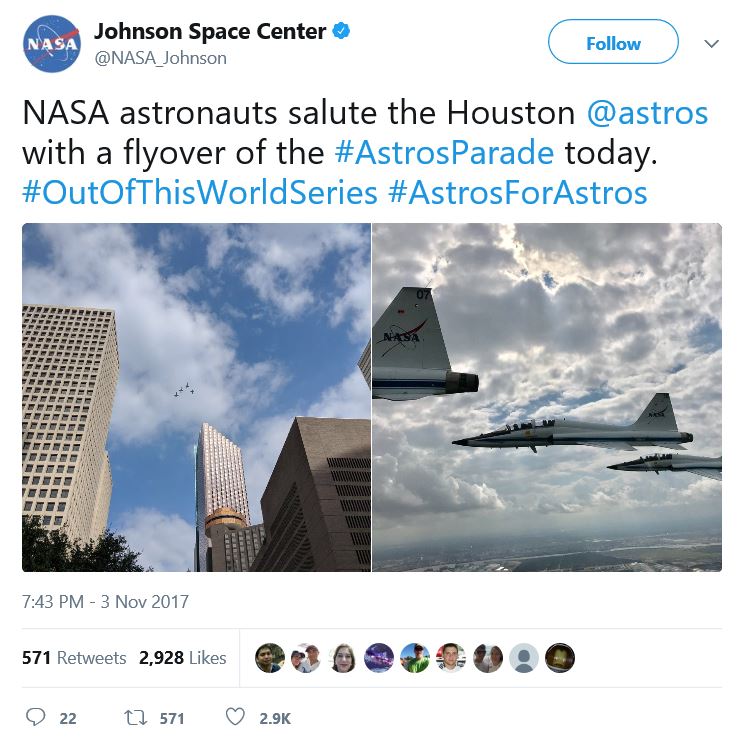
371 287 479 401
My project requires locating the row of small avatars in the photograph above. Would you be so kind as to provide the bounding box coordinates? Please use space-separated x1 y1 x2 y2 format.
254 642 575 674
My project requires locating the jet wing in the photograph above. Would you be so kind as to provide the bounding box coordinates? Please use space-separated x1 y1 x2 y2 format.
580 441 637 451
687 468 722 481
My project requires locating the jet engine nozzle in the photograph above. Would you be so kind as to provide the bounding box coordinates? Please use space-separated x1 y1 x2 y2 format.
682 432 693 442
446 371 479 394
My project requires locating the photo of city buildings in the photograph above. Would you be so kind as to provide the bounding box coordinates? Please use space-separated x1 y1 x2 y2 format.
22 224 371 572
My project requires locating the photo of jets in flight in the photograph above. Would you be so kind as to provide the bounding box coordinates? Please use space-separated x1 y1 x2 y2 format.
371 287 479 401
608 453 721 481
452 393 692 453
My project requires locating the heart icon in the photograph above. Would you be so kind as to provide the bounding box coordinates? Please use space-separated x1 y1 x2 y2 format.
226 707 245 726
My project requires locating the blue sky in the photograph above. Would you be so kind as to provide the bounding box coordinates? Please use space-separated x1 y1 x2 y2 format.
23 224 371 570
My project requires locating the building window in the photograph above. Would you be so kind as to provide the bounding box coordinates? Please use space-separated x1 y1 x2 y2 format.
54 516 63 526
57 502 66 512
24 502 33 511
42 516 51 525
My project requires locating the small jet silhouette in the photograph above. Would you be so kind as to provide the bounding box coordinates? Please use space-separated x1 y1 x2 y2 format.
186 382 190 388
179 387 183 392
190 389 195 394
174 392 179 397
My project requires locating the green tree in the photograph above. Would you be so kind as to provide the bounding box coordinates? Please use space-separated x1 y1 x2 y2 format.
22 516 150 572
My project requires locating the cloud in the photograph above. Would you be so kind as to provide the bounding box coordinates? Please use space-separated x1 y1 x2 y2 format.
114 507 195 572
308 368 372 419
195 224 370 339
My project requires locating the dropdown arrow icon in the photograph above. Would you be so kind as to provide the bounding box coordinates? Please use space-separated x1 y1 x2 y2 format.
705 39 719 48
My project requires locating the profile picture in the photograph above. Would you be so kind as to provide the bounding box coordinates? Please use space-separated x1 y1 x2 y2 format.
290 648 308 673
296 643 321 672
545 643 575 673
330 643 356 673
400 643 430 673
472 643 504 673
436 642 465 672
509 643 539 673
364 642 394 673
255 642 285 673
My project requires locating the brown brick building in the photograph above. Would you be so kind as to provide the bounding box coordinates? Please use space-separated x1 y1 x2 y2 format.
252 417 371 571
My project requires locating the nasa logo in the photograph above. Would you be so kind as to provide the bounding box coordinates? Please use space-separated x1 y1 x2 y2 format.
648 406 667 418
24 15 81 72
382 332 421 342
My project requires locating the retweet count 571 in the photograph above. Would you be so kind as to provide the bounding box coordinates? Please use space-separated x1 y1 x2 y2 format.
22 594 190 610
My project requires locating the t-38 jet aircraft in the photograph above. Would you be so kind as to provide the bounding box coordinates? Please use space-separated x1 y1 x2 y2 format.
608 453 721 480
452 393 692 453
371 287 479 401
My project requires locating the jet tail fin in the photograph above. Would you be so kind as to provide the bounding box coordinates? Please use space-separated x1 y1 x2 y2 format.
632 393 678 430
372 287 451 370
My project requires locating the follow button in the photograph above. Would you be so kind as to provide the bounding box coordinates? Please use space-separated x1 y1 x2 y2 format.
549 19 679 64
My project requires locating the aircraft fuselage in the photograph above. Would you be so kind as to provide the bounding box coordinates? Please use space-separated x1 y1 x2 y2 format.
608 454 721 474
453 419 692 450
373 366 478 401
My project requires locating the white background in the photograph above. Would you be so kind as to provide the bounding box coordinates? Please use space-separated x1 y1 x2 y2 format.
3 2 750 747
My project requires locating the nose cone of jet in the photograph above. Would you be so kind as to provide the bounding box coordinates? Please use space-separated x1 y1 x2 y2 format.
607 463 622 471
452 438 470 446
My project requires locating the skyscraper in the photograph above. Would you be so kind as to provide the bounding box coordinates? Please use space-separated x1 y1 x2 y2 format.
252 417 371 572
194 422 251 571
21 305 119 542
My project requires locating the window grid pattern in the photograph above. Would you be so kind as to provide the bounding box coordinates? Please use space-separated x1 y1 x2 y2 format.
21 305 119 541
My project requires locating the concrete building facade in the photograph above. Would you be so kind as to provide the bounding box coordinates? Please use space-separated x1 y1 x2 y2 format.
252 417 371 572
194 423 251 571
204 508 265 571
21 304 119 542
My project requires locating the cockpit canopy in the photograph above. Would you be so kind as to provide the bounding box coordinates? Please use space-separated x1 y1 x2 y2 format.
477 418 557 439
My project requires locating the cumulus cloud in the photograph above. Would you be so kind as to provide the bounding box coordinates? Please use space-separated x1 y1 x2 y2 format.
195 224 370 339
114 507 195 572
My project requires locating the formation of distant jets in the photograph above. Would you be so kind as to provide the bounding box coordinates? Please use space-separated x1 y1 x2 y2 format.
173 382 196 398
370 286 721 481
